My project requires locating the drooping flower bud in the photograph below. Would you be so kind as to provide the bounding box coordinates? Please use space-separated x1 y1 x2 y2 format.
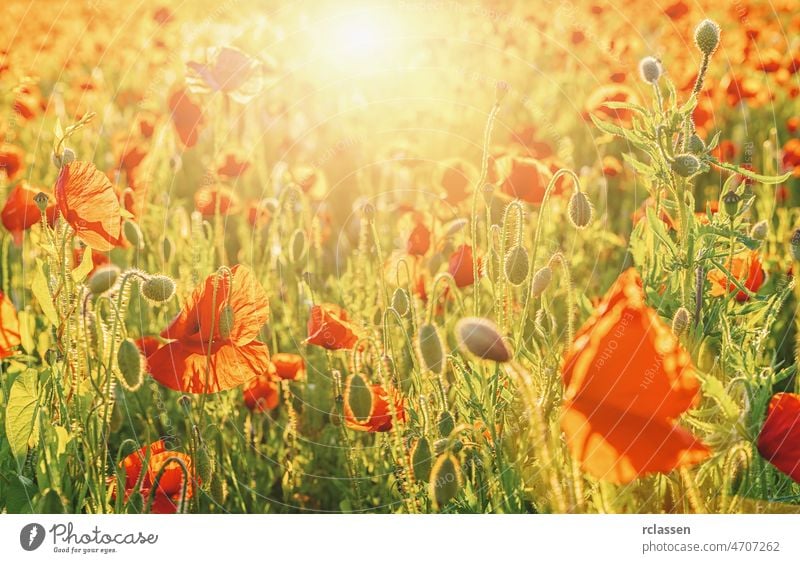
504 245 529 286
750 220 768 241
438 410 455 438
531 266 553 298
455 317 512 362
638 56 662 84
430 453 461 510
88 265 120 295
411 437 433 482
346 373 373 423
694 19 721 56
568 190 593 229
672 307 691 337
117 338 144 391
418 323 445 374
391 287 410 316
123 220 143 250
140 274 176 303
289 229 307 263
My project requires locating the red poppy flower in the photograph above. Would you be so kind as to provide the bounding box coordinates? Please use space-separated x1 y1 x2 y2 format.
217 151 251 178
0 144 24 181
436 159 475 204
243 363 280 412
55 161 122 251
406 222 431 256
1 182 43 245
448 244 480 288
561 268 709 483
585 84 639 125
246 200 271 227
0 290 21 358
272 352 305 380
167 86 204 148
134 336 162 358
495 155 556 204
187 46 265 101
757 393 800 483
148 264 271 393
108 440 195 514
344 382 406 432
707 250 765 302
663 0 689 20
305 303 359 350
195 185 238 217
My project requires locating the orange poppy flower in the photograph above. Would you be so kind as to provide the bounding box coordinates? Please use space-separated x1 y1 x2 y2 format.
707 250 765 302
495 155 557 204
0 144 24 181
757 393 800 483
55 161 122 251
243 363 280 412
272 352 305 380
109 440 195 514
561 268 709 484
448 244 480 288
305 303 359 350
167 86 204 148
406 222 431 256
148 264 271 393
195 185 238 217
0 290 21 358
344 382 406 433
217 151 251 178
1 182 43 245
187 46 264 101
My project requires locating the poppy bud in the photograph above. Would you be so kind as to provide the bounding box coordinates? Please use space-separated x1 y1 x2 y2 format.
430 453 461 510
391 287 410 316
722 191 740 217
289 229 307 263
418 323 445 374
504 245 529 286
209 472 227 505
141 274 176 303
790 229 800 261
218 304 235 339
88 265 120 295
531 266 553 298
123 220 143 250
346 373 373 423
196 445 213 484
361 203 376 222
411 436 433 482
438 410 455 438
638 56 662 84
34 191 49 213
52 147 76 168
568 190 593 229
672 307 691 337
694 19 721 56
161 237 174 263
671 154 701 177
117 338 144 391
433 438 448 455
455 317 512 362
687 134 706 154
750 220 768 241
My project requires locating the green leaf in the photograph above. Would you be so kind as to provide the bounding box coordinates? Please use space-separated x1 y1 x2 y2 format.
696 371 739 420
32 258 59 326
5 369 40 465
601 100 647 115
646 206 678 258
710 158 792 185
71 245 94 283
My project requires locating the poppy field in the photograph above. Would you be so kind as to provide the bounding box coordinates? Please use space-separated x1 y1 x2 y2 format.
1 0 800 515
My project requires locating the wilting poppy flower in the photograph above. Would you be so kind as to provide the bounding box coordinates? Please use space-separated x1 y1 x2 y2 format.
0 144 24 181
407 222 431 256
167 86 204 148
272 352 305 380
306 303 359 350
495 155 556 204
108 440 195 514
55 161 122 251
148 264 271 393
187 46 265 102
757 393 800 483
0 290 21 358
708 250 765 302
448 244 480 288
217 151 251 178
344 383 406 432
243 363 280 412
1 182 43 245
195 185 238 217
561 268 709 484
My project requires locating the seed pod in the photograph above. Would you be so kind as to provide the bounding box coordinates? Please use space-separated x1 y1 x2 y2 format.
88 265 120 295
568 191 593 229
438 410 455 438
123 220 143 250
411 437 433 482
504 245 529 286
722 191 740 217
672 307 691 337
671 154 701 177
141 274 176 303
790 229 800 261
218 304 235 339
196 445 213 484
455 317 512 362
34 191 49 213
687 134 706 154
345 373 373 423
750 220 768 241
117 339 144 391
531 266 553 298
638 56 662 84
391 287 410 316
418 323 445 374
694 19 721 56
430 453 461 510
289 229 307 263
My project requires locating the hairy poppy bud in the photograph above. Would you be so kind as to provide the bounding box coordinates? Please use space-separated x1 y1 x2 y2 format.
196 445 213 484
694 19 721 56
218 304 235 339
141 274 176 303
430 453 461 510
672 307 691 337
88 265 120 294
790 229 800 261
722 191 741 217
433 438 448 455
438 410 455 438
687 134 706 154
504 245 529 286
161 237 174 263
418 323 445 374
123 220 143 250
117 338 144 391
568 190 592 229
361 203 376 222
531 266 553 298
391 287 410 316
52 147 75 168
638 56 662 84
34 191 49 213
455 317 512 362
346 373 373 424
411 437 433 482
289 229 307 263
750 220 768 241
671 154 701 177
